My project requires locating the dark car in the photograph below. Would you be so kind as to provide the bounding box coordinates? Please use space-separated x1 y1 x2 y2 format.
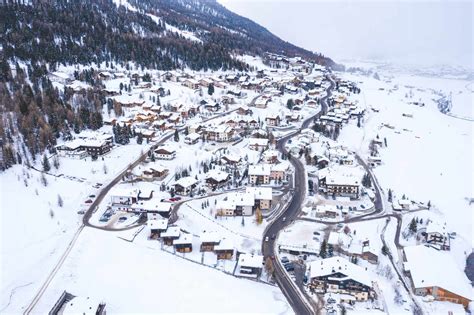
271 234 276 240
281 256 290 264
284 263 294 272
118 216 127 222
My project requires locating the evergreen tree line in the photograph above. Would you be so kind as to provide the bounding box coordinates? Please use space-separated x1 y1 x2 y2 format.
1 1 249 71
0 62 104 169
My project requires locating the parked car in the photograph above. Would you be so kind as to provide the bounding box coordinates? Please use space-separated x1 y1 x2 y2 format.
265 236 269 242
282 217 286 222
271 234 276 240
327 298 336 304
118 216 127 223
281 256 290 264
284 263 294 272
77 210 85 215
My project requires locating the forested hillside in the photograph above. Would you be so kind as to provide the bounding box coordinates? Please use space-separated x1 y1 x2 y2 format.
0 0 336 169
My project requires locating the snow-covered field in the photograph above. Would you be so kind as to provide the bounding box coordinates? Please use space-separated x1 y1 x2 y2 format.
0 139 151 312
338 66 473 244
33 228 292 314
335 63 473 314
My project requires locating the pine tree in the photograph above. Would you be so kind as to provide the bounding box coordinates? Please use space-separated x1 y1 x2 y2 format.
42 154 51 172
286 98 294 110
207 83 214 95
137 132 143 144
320 240 327 258
174 129 179 142
409 217 418 234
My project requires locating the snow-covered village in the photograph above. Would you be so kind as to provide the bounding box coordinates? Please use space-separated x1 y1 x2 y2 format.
1 1 472 315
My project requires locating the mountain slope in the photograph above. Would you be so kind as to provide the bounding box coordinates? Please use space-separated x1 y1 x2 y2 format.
1 0 336 70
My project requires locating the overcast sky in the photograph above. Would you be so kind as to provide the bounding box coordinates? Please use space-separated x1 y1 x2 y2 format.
219 0 473 68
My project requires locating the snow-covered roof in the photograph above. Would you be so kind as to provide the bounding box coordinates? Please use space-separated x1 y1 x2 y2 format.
132 200 171 213
185 132 201 141
174 176 198 188
155 144 176 154
326 172 360 187
248 164 272 176
56 139 84 150
63 296 101 315
222 154 241 163
316 204 339 214
149 164 168 173
426 220 448 235
161 226 181 238
214 238 234 251
249 138 269 146
147 219 168 230
205 170 230 182
200 231 221 243
238 253 263 268
263 149 278 158
210 124 233 134
246 187 272 201
404 245 472 300
173 233 193 245
109 187 140 198
271 161 289 172
327 231 352 247
309 257 373 288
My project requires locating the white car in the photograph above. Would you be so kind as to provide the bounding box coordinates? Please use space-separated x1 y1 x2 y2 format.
265 236 269 242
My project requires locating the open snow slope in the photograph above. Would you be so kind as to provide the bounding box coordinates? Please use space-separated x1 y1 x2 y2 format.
0 142 148 313
338 65 473 251
33 228 292 314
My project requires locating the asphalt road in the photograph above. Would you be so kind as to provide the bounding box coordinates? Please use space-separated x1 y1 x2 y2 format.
262 76 335 315
24 108 239 314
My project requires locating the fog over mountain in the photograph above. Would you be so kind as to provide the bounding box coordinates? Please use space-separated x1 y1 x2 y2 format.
219 0 473 69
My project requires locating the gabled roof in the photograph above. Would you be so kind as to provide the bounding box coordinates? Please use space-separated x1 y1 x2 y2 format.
248 164 272 176
161 226 181 238
173 233 193 245
246 187 272 201
404 245 472 300
147 219 168 230
206 170 230 182
309 256 373 288
239 253 263 268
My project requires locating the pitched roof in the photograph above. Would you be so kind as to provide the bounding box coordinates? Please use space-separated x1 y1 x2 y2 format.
404 245 472 300
309 256 373 288
238 253 263 268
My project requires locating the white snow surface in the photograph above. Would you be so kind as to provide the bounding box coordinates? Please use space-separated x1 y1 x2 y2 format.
33 228 292 314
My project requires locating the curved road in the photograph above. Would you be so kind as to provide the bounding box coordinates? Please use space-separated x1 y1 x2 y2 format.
262 76 335 315
23 108 239 314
